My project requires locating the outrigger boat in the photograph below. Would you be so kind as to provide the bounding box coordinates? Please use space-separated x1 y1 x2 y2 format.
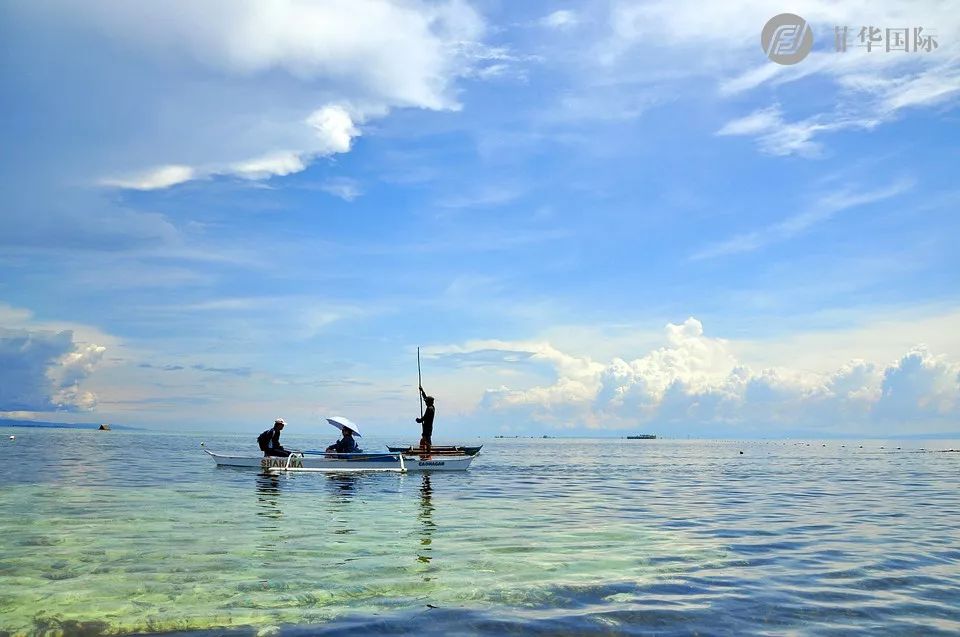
206 416 476 473
208 412 479 473
387 444 483 456
204 449 475 472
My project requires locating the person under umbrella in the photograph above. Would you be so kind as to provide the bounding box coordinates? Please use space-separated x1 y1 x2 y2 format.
325 416 363 453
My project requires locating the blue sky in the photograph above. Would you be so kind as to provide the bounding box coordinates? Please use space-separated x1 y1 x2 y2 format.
1 1 959 437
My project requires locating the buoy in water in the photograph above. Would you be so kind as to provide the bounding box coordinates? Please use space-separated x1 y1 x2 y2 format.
8 435 14 440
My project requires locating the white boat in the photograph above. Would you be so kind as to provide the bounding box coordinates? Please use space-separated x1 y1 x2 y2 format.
204 449 476 472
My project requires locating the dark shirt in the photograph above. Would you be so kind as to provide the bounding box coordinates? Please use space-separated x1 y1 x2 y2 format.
332 436 361 453
258 427 284 453
419 405 435 436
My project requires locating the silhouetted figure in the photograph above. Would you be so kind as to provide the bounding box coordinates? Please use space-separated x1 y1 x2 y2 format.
416 386 435 452
258 419 291 457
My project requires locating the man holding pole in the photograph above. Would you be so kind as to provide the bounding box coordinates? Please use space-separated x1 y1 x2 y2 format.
415 386 435 453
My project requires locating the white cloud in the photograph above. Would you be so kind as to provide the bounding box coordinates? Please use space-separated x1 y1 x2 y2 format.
437 184 524 209
541 10 579 30
731 307 960 373
605 0 960 154
0 328 106 412
307 104 363 155
53 343 108 388
63 0 485 110
608 0 957 64
692 179 913 259
439 316 960 434
50 343 107 411
716 106 784 137
0 303 120 349
102 104 365 189
9 1 488 190
879 66 960 112
715 104 883 157
878 347 960 421
474 63 510 79
101 165 197 190
320 177 362 202
231 151 307 180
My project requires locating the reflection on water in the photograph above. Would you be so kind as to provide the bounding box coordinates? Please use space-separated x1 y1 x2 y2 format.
417 474 434 565
326 472 359 502
255 472 283 520
326 473 360 542
3 431 960 636
254 472 285 566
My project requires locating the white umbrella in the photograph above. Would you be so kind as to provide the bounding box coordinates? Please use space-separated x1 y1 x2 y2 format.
326 416 362 437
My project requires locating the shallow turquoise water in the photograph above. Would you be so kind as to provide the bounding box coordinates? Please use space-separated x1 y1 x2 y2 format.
1 429 959 636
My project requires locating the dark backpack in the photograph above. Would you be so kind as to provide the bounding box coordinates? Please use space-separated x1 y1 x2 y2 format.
257 429 272 452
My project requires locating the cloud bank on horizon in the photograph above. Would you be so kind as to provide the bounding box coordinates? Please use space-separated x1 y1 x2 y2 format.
1 0 958 435
430 317 960 436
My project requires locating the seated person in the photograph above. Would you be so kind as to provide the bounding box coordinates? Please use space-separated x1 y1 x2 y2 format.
325 426 361 453
258 418 291 457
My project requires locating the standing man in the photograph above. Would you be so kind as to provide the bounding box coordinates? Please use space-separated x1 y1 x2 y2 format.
415 386 435 452
258 418 291 457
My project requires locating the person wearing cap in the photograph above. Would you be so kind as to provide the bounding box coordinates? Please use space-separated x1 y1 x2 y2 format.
325 425 361 453
258 419 291 457
415 386 435 452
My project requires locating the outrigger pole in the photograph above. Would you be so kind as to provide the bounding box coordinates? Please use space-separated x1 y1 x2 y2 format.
417 346 424 419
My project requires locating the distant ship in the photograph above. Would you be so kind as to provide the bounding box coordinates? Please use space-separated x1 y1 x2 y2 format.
626 434 656 439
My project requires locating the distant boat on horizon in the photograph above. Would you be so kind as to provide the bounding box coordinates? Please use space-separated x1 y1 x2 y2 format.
626 434 656 440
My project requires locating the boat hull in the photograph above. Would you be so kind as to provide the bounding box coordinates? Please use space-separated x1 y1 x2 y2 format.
204 450 475 472
387 445 482 456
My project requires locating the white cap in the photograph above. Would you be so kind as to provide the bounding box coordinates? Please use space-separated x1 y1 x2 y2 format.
275 418 286 425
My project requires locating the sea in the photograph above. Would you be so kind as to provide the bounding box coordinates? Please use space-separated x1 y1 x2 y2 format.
1 428 959 636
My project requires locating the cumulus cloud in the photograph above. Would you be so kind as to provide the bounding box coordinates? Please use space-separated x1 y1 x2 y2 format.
55 0 484 109
878 347 960 421
8 1 489 190
446 318 960 433
102 104 365 188
307 104 364 155
0 329 106 412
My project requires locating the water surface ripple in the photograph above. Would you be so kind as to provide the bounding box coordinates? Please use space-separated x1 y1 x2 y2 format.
1 430 958 636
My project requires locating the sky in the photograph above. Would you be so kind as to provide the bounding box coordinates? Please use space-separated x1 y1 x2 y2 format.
1 0 959 438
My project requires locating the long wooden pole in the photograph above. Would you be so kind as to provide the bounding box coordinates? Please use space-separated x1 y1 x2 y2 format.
417 347 423 419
